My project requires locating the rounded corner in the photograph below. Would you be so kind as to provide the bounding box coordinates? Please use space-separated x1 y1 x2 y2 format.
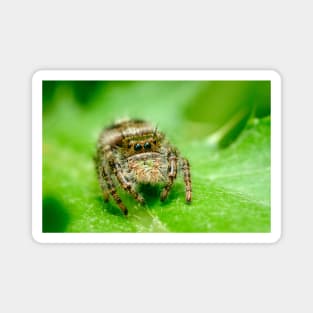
269 69 282 83
32 70 45 84
31 231 45 244
269 230 282 244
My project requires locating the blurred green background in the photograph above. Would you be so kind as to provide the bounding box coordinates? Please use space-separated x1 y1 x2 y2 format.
42 80 271 233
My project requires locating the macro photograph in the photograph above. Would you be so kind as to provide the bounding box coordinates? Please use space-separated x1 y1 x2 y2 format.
36 71 276 237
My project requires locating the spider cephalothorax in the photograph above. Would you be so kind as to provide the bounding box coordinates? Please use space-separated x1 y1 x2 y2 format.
95 118 192 215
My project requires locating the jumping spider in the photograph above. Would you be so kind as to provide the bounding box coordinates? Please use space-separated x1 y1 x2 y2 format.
95 118 192 215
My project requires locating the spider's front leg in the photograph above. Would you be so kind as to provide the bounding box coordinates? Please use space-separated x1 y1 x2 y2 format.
160 149 178 201
107 151 145 204
109 159 146 205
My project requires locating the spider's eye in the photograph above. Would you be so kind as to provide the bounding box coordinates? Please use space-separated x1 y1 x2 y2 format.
134 143 142 151
144 142 151 150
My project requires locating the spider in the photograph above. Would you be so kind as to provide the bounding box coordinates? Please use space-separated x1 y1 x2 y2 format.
95 118 192 215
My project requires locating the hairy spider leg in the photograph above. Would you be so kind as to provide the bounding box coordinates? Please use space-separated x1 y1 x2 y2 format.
108 157 146 205
181 158 192 202
94 154 110 202
101 166 128 215
160 149 178 201
96 163 109 202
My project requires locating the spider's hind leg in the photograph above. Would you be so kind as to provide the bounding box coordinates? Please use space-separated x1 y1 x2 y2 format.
101 166 128 216
181 157 192 202
95 154 109 202
160 149 178 201
97 165 109 202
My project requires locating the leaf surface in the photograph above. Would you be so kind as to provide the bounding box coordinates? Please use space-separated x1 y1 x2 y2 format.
43 81 270 233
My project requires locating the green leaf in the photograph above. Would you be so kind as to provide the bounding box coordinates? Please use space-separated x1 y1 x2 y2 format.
43 81 270 233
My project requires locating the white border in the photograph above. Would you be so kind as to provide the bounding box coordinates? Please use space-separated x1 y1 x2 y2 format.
32 70 281 244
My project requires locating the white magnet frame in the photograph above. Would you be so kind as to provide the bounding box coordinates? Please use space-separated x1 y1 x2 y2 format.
32 70 281 243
